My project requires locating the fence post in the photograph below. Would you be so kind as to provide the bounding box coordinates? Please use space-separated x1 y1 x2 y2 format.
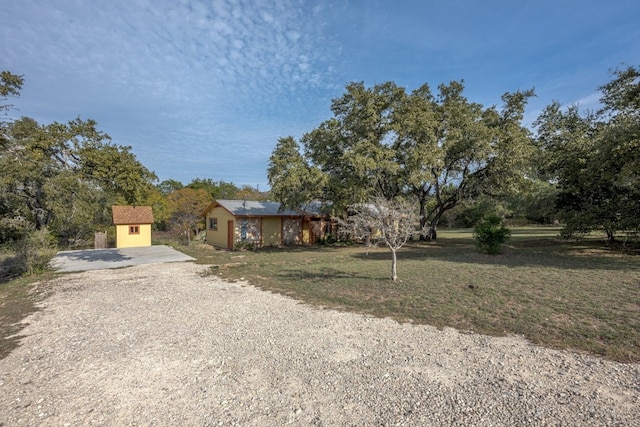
95 231 107 249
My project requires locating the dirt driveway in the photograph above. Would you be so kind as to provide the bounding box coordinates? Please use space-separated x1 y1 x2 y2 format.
0 262 638 426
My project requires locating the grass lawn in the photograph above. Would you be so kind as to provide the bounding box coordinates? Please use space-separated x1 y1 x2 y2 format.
177 227 640 363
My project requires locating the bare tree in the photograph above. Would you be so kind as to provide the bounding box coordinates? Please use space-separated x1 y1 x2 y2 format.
336 197 419 281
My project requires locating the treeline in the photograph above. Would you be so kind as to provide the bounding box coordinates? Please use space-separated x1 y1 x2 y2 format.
268 66 640 242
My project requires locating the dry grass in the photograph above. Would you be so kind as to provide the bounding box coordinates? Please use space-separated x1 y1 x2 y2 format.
179 227 640 362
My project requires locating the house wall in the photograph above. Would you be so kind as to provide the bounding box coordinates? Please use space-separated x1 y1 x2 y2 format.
283 218 302 245
235 218 261 245
205 206 236 248
262 217 282 246
302 220 310 244
115 223 152 248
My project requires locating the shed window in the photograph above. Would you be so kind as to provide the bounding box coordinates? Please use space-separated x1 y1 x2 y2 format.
129 225 140 235
209 217 218 231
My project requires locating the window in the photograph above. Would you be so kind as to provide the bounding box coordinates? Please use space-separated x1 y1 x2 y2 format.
129 225 140 235
209 217 218 231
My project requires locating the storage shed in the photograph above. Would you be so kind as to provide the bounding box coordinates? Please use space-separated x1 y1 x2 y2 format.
112 205 154 248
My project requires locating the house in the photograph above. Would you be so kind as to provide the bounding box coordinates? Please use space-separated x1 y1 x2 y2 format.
200 199 330 250
112 205 154 248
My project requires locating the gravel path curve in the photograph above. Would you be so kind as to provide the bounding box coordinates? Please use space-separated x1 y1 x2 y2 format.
1 262 638 426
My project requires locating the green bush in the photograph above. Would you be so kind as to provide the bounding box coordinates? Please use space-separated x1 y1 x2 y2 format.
10 227 57 276
473 215 511 254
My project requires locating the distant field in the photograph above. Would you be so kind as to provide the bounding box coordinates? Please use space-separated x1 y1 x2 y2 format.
178 227 640 362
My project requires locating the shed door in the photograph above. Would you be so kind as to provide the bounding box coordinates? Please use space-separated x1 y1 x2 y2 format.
227 220 234 249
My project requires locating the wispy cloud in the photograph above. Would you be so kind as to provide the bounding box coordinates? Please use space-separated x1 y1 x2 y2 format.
3 0 639 186
2 0 344 184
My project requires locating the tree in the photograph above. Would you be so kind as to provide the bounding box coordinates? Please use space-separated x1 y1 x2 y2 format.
336 197 419 281
301 82 406 211
166 188 210 244
157 179 184 195
534 65 640 241
235 184 270 201
267 136 326 209
0 71 23 124
395 82 535 239
0 72 157 246
269 80 535 239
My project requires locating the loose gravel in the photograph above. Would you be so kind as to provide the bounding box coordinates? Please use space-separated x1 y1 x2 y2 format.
0 262 638 426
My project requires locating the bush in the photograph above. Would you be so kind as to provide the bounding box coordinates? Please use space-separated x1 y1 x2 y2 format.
473 215 511 254
9 227 57 276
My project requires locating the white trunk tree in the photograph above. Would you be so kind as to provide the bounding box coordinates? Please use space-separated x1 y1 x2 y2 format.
336 197 419 281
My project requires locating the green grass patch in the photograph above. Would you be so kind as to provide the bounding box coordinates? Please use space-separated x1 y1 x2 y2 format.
178 228 640 363
0 272 54 359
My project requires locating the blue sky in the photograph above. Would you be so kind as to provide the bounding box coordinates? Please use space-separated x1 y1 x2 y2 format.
3 0 639 189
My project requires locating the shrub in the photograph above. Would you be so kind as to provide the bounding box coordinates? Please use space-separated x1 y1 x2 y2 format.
10 227 58 276
473 215 511 254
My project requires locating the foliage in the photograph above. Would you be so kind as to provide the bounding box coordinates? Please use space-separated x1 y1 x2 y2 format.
534 65 640 241
0 71 23 123
473 215 511 254
157 179 184 195
166 188 211 244
505 179 559 225
5 227 57 276
335 197 419 281
267 136 326 210
396 82 535 239
235 184 270 201
187 178 238 199
269 80 534 239
0 72 157 247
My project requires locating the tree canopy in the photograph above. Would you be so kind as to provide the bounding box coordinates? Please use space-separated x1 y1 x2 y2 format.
268 80 535 238
0 71 157 246
534 65 640 241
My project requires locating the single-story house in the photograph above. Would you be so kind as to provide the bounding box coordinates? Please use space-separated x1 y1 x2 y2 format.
112 205 154 248
200 199 330 250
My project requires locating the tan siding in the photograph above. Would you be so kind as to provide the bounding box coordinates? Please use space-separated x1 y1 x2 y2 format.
205 207 236 249
262 217 282 246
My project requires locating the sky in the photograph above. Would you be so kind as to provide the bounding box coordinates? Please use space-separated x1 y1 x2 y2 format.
2 0 639 189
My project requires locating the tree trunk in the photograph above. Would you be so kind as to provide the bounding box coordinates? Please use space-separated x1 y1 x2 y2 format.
390 248 398 281
605 229 615 243
426 211 444 240
418 192 430 241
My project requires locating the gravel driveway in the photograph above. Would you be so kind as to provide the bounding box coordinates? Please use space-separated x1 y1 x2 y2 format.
1 263 638 426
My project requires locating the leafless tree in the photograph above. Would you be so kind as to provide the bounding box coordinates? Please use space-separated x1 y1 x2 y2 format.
336 197 420 281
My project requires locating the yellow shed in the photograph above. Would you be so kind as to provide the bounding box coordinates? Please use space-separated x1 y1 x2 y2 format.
112 205 154 248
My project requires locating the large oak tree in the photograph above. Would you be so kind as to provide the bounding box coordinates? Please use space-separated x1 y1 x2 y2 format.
268 80 534 238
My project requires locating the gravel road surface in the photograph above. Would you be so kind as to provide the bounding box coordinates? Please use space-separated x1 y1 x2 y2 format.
1 262 638 426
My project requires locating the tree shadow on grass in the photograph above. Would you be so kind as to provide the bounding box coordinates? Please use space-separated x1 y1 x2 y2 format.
276 267 381 282
348 239 640 271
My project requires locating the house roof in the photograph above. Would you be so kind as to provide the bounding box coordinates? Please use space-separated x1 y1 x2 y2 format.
112 205 154 225
214 199 301 216
200 199 330 218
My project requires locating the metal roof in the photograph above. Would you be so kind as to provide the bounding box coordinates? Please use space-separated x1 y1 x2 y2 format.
215 200 301 216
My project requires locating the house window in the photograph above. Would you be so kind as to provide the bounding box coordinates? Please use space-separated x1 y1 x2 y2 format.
209 217 218 231
129 225 140 235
